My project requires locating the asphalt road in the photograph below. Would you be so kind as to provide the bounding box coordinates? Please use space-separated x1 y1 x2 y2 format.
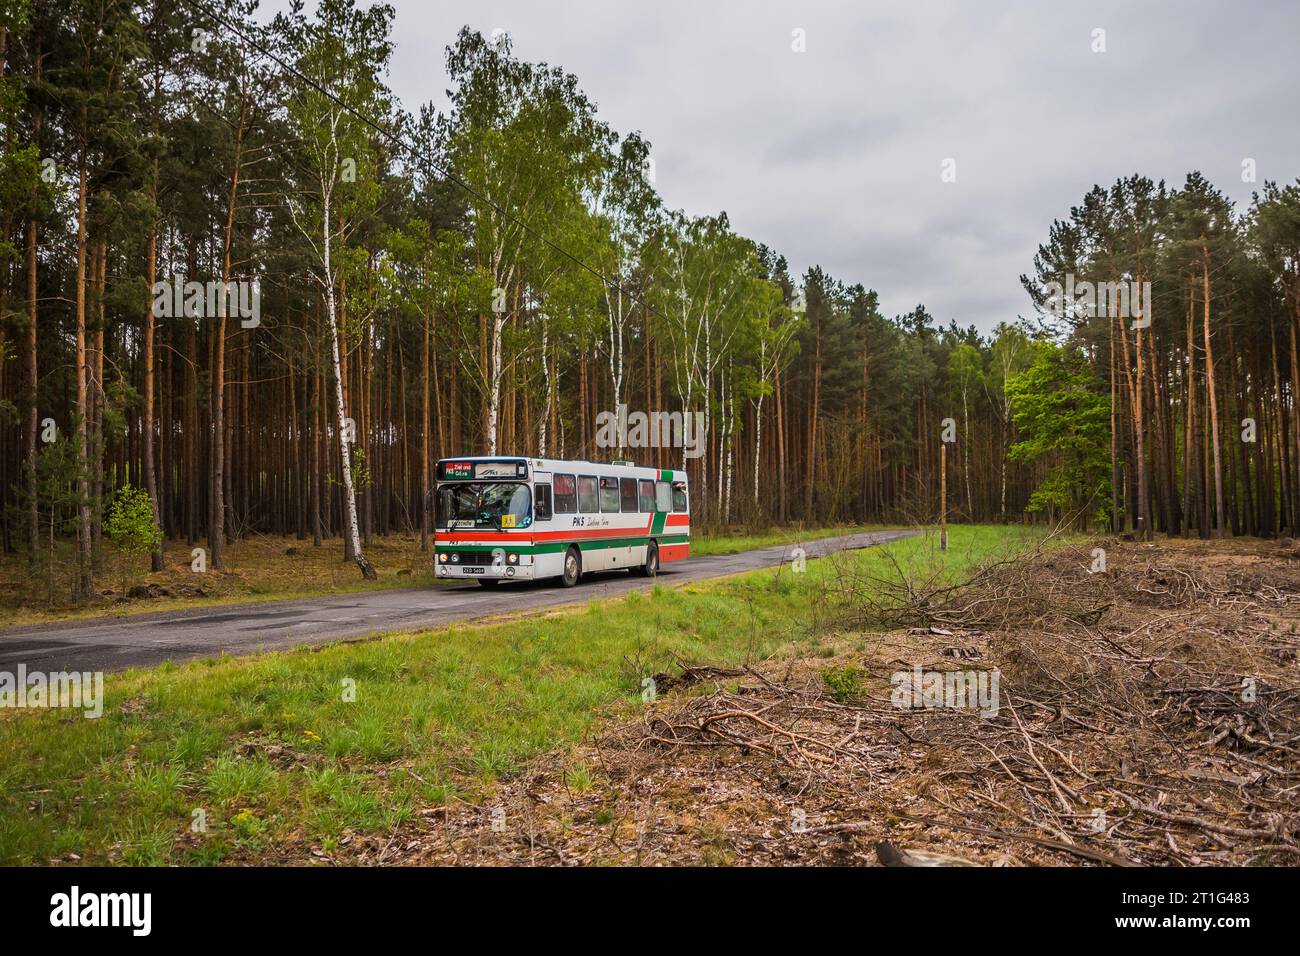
0 530 915 673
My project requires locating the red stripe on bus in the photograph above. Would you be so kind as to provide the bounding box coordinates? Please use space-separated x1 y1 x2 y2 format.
436 519 650 543
434 513 690 544
660 543 690 563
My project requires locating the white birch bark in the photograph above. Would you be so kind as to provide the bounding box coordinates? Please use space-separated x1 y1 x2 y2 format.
288 109 374 578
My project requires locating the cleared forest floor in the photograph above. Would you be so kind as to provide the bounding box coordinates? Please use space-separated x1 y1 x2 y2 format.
292 536 1300 866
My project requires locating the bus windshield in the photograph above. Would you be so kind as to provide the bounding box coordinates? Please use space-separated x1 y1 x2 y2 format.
436 482 532 531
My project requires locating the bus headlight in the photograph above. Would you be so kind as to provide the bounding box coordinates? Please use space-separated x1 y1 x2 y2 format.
507 553 519 564
450 553 459 563
438 553 447 563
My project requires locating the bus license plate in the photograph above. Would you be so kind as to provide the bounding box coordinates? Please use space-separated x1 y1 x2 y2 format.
464 566 483 574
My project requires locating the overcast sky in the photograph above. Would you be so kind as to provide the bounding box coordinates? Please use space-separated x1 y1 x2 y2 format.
261 0 1300 333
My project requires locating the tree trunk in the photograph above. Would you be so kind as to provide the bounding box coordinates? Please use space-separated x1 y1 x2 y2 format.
1202 240 1225 537
210 91 250 570
25 212 39 577
143 153 163 571
1109 314 1118 531
420 302 431 551
24 50 41 577
1184 288 1197 537
323 192 375 579
75 143 92 598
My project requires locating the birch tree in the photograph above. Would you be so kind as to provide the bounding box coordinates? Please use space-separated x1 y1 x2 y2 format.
442 28 604 454
590 132 659 431
279 0 394 579
648 212 773 519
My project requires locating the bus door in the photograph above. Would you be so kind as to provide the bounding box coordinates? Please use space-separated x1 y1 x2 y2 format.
532 472 553 525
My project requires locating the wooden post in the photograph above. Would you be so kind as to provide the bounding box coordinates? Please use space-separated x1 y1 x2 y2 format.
940 443 949 551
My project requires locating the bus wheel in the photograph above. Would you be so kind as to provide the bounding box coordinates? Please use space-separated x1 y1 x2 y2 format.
477 578 500 588
637 541 659 577
561 546 582 587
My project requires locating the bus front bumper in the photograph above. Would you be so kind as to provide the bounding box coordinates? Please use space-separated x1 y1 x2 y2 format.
437 562 535 581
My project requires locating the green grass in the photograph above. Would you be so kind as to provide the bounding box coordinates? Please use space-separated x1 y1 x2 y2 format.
0 524 1041 865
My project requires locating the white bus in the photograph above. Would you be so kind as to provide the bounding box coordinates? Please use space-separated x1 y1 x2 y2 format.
433 456 691 587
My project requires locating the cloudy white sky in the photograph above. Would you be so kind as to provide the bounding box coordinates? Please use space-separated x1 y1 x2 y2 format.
261 0 1300 333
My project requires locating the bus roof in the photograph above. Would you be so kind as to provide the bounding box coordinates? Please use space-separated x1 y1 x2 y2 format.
436 455 686 481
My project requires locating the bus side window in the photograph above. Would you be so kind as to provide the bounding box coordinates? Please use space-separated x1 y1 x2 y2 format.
554 474 577 513
638 479 655 512
655 480 672 512
535 484 552 521
672 481 688 513
620 478 638 513
579 475 599 513
600 477 620 513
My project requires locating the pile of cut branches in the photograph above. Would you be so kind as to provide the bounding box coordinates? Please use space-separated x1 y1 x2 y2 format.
830 529 1113 630
607 536 1300 865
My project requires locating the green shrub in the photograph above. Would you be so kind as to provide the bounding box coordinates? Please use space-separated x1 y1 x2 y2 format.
104 484 161 589
821 664 866 703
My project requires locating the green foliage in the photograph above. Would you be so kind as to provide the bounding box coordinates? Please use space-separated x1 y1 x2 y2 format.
1006 342 1110 526
821 663 866 703
947 343 985 396
25 432 90 604
0 0 31 117
104 484 161 556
